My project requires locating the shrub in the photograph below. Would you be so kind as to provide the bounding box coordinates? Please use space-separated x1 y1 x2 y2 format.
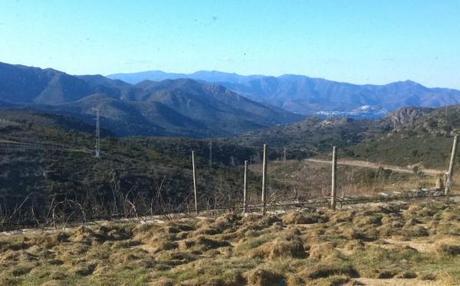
435 239 460 256
282 211 322 225
246 268 285 286
302 263 359 279
250 238 306 260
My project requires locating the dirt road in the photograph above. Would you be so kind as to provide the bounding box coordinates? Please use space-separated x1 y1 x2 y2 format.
305 158 444 176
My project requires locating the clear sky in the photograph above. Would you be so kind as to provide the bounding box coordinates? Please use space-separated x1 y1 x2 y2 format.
0 0 459 88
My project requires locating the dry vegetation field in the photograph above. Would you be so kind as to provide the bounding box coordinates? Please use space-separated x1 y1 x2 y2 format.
250 160 440 203
0 199 459 286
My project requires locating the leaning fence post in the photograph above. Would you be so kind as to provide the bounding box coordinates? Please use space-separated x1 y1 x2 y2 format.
261 144 268 215
192 151 198 214
445 135 458 195
243 160 248 214
331 146 337 210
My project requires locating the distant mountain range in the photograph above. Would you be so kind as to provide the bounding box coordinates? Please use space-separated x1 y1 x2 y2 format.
3 61 460 138
109 70 460 116
0 62 301 137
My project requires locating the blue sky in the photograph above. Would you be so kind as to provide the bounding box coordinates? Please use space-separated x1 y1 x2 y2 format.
0 0 459 88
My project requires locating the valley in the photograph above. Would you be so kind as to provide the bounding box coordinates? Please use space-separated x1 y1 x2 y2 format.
2 1 460 285
1 101 459 230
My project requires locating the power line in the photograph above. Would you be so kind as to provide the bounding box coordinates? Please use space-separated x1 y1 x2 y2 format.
95 108 101 158
209 140 213 168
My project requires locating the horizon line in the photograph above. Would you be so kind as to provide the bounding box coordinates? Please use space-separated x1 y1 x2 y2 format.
1 60 458 91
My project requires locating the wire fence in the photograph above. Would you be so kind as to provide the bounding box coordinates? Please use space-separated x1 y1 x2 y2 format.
0 134 458 232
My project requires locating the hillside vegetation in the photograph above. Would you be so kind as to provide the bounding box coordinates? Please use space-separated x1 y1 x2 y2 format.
232 105 460 169
230 117 374 159
0 110 265 229
2 104 460 229
349 105 460 169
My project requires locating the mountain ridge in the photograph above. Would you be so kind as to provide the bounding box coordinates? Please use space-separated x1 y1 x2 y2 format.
108 70 460 116
0 62 301 137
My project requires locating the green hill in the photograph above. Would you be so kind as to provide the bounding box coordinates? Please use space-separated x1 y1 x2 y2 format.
0 109 263 229
349 106 460 169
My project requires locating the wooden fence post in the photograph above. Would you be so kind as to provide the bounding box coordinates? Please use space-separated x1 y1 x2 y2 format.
192 151 198 214
331 146 337 210
243 160 248 214
261 144 268 215
445 135 458 195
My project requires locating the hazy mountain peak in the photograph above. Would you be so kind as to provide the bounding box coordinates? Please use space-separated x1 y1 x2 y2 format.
109 69 460 116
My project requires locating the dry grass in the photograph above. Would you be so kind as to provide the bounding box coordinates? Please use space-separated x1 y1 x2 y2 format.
0 200 459 285
250 160 440 201
434 238 460 256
